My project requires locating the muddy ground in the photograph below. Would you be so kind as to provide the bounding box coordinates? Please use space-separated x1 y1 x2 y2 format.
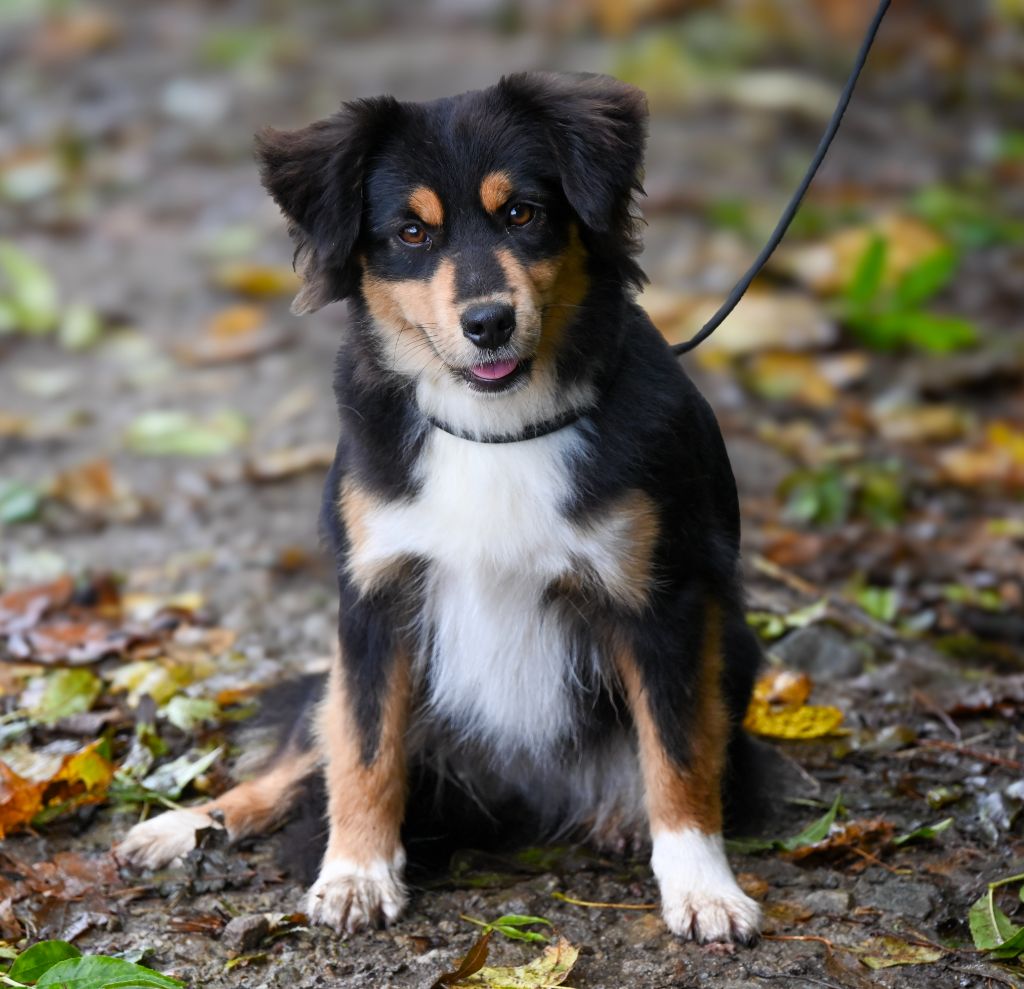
1 2 1023 987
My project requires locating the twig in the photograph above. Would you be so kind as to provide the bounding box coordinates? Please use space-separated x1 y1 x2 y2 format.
751 555 901 643
748 972 845 989
761 934 837 953
847 845 911 877
943 965 1019 989
918 739 1024 772
552 891 657 910
911 690 962 741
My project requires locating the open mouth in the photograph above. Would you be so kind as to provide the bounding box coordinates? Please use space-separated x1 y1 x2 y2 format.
463 358 529 392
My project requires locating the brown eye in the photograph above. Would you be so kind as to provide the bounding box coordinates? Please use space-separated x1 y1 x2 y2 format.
507 203 535 227
399 223 428 245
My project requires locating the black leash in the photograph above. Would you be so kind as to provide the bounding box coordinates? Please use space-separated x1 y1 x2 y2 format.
672 0 892 356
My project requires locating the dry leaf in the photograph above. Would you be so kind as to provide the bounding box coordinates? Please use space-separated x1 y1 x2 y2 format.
458 938 579 988
859 935 944 969
246 443 336 482
0 576 75 636
744 697 844 740
213 262 301 298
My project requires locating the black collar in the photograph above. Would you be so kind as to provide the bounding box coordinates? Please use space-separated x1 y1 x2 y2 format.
425 405 588 444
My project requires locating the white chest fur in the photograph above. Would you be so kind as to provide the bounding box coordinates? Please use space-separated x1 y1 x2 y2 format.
348 427 655 754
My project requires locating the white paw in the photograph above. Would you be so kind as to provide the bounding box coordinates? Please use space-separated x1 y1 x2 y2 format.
652 828 761 944
115 809 219 870
304 853 407 934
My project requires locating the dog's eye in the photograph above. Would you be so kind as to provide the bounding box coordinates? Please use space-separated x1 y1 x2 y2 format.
507 203 535 228
398 223 428 246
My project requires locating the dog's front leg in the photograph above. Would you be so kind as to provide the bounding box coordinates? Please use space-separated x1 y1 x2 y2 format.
305 621 410 934
616 596 760 944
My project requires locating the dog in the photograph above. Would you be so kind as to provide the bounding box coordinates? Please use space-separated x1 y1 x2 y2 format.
117 71 764 945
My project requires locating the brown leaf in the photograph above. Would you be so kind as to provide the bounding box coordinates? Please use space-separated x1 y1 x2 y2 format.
245 443 336 482
0 575 75 636
0 763 45 840
430 932 492 989
213 262 301 299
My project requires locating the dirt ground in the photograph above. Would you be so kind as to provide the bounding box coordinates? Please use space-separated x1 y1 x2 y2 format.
1 2 1023 987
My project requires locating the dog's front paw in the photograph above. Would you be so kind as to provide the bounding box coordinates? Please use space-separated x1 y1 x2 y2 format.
662 886 761 944
304 854 407 934
115 809 219 870
652 829 761 945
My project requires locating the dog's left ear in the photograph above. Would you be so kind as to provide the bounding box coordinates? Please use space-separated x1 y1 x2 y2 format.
498 72 647 241
255 97 400 314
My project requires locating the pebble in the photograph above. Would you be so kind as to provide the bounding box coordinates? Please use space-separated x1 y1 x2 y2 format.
221 913 270 952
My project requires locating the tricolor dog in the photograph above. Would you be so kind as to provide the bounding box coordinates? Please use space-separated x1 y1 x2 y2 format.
118 72 764 944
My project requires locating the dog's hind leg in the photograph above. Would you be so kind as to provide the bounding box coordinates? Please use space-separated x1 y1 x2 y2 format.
116 744 320 870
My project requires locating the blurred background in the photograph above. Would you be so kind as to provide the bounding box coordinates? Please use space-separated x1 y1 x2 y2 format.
1 0 1021 666
1 2 1024 982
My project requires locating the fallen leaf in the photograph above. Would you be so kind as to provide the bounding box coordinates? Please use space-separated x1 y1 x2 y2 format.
893 818 954 847
430 932 493 989
859 935 945 969
938 420 1024 490
245 443 336 481
125 410 247 456
0 479 40 523
48 459 143 522
969 874 1024 960
653 290 836 355
213 262 300 298
0 762 45 839
729 794 843 855
752 669 813 707
744 696 844 740
0 575 74 635
28 668 103 724
778 215 948 295
459 938 579 989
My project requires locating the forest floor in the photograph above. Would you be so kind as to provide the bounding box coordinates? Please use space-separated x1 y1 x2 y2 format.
1 2 1023 987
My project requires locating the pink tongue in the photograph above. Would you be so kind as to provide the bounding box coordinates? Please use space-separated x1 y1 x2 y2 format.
472 359 519 380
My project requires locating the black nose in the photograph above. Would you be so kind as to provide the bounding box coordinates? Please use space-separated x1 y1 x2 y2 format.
461 303 515 350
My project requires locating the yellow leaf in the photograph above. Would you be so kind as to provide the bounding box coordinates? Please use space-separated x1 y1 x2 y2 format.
744 696 844 740
206 304 266 338
752 670 813 707
213 262 301 299
458 938 579 988
859 936 944 969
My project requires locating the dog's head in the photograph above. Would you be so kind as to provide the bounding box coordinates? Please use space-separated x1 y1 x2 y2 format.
257 73 647 430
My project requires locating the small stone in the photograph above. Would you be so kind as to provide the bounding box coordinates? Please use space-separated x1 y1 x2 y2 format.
221 914 270 953
770 625 867 680
854 878 937 919
802 889 853 914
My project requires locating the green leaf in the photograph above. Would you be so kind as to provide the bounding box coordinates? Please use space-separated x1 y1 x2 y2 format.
845 234 887 308
35 956 184 988
854 586 900 624
29 669 103 725
125 410 247 457
0 479 40 524
462 914 553 944
893 818 954 847
0 241 60 334
140 746 222 800
901 312 978 353
59 303 104 350
969 889 1020 951
728 794 842 854
8 940 82 982
780 793 842 851
893 247 959 309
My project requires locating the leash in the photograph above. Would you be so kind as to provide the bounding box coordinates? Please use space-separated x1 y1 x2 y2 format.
671 0 892 356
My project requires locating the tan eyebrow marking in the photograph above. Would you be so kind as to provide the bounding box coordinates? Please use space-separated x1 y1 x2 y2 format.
407 186 444 227
479 171 514 213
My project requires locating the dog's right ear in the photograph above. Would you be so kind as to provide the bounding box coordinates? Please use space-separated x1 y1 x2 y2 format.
255 97 400 315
